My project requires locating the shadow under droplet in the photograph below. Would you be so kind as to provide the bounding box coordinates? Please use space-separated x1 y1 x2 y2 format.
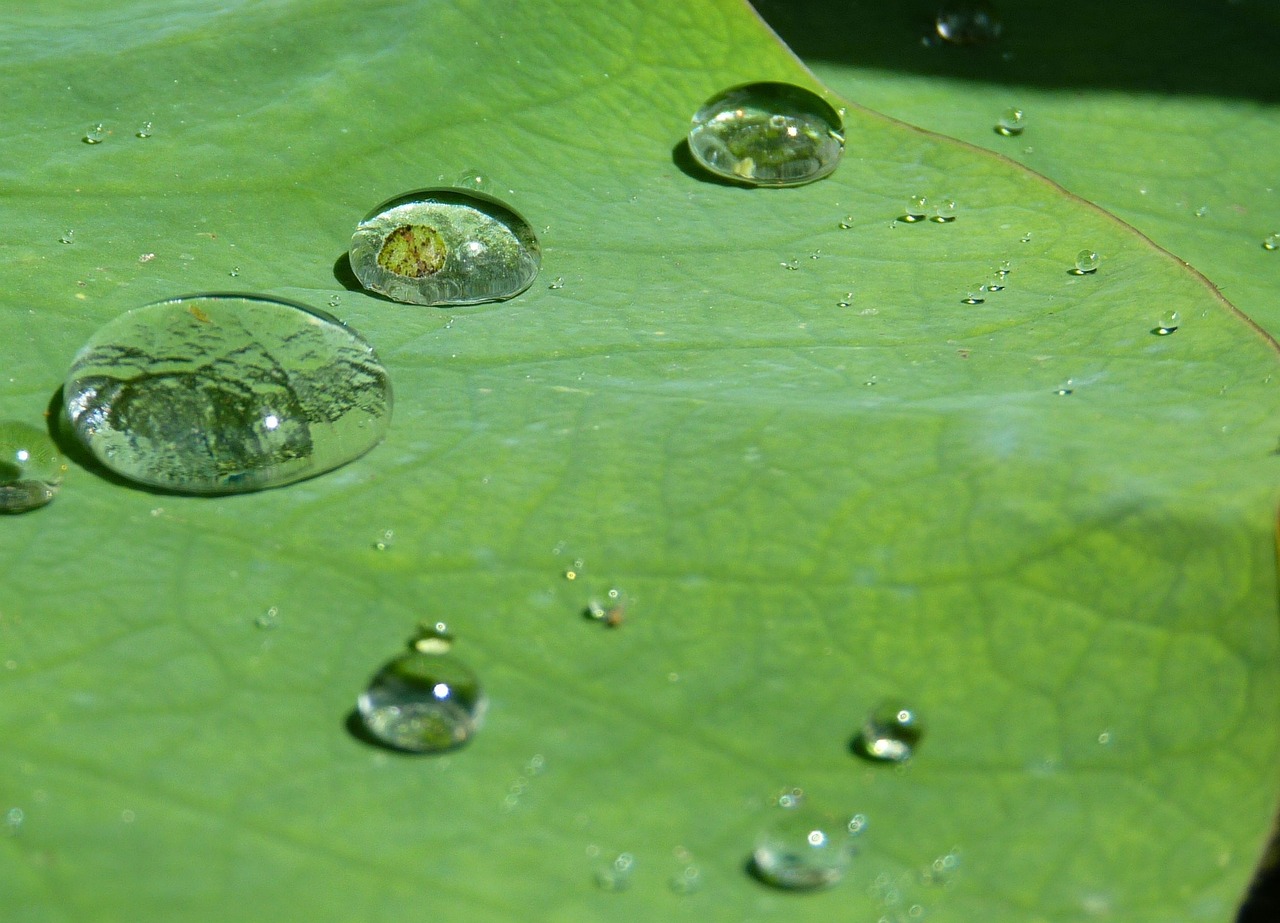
333 251 365 293
671 138 744 188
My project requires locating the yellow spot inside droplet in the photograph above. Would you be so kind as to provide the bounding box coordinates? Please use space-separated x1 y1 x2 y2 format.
377 224 447 278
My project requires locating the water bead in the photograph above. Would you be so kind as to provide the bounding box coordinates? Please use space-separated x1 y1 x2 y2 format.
935 4 1004 45
136 121 153 139
994 107 1025 136
349 188 541 306
903 194 929 222
853 702 924 762
63 293 392 494
687 82 844 187
1073 249 1100 274
931 199 957 222
1154 310 1180 335
751 801 855 890
1263 233 1280 251
0 422 67 514
82 123 105 144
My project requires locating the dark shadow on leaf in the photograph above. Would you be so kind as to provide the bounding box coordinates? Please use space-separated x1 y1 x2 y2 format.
671 138 747 188
333 251 367 294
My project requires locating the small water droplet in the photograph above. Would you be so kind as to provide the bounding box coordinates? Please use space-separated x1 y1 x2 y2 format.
751 799 855 890
669 849 703 895
1153 309 1180 335
687 82 844 187
838 214 856 229
83 123 105 144
935 3 1003 45
902 194 929 222
0 422 67 514
780 259 800 271
59 229 75 245
1263 232 1279 251
960 290 985 305
997 259 1012 275
374 528 395 551
984 273 1005 292
809 249 822 260
63 294 392 494
349 189 541 305
837 292 853 307
228 267 239 277
135 121 153 139
548 276 565 290
931 199 957 223
255 606 280 629
595 852 636 891
1194 205 1208 218
138 252 156 263
453 168 493 192
357 630 486 753
853 702 923 762
1072 249 1100 274
1054 386 1074 396
994 107 1025 136
1020 232 1032 243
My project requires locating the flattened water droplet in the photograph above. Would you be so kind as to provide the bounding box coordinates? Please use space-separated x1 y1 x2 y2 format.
1263 232 1280 251
687 82 844 187
350 188 541 305
751 799 854 890
994 107 1025 136
136 121 153 139
0 422 68 514
960 290 985 305
853 702 923 762
83 123 105 144
63 293 392 494
1072 249 1100 274
357 633 486 753
903 194 929 222
935 4 1003 45
931 199 957 222
839 214 856 229
1153 309 1180 335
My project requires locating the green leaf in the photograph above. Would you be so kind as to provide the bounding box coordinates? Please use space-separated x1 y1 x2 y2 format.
2 2 1277 921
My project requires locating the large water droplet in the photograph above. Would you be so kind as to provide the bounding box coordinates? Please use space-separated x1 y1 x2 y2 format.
82 123 105 144
1153 309 1180 336
853 702 923 762
902 194 929 222
687 82 844 187
994 107 1025 136
357 626 487 753
750 797 855 890
935 4 1003 45
1072 249 1100 274
63 293 392 494
0 422 67 514
350 188 541 306
931 199 957 223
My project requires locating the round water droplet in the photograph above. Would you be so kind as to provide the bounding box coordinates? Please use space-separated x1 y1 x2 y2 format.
1073 249 1100 274
780 259 799 271
453 168 493 192
935 4 1003 45
0 422 67 514
63 294 392 494
903 194 929 222
59 229 75 245
374 528 395 551
984 273 1005 291
1153 309 1180 336
751 801 854 890
853 702 923 762
838 214 856 229
837 292 853 307
997 259 1012 275
548 276 565 290
136 121 153 139
994 107 1025 136
357 639 486 753
83 123 105 144
669 863 703 895
1263 232 1280 251
350 188 541 306
931 199 957 222
595 852 636 891
687 82 844 187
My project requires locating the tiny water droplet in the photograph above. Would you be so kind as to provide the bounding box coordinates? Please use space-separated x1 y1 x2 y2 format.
780 259 799 271
931 199 957 223
83 123 105 144
935 4 1003 45
847 813 869 836
994 107 1025 136
63 294 392 494
687 82 844 187
984 273 1005 292
374 528 395 550
228 267 239 277
1194 205 1208 218
135 121 153 139
1263 232 1280 251
548 276 565 290
453 168 492 192
1072 249 1100 274
853 702 923 762
1153 309 1180 335
669 852 703 895
0 422 67 514
327 294 341 308
595 852 636 891
837 292 853 307
59 229 75 245
997 259 1012 275
751 799 854 890
349 189 541 305
1020 232 1032 243
255 606 280 629
838 214 856 229
903 194 929 222
1054 386 1074 396
960 291 985 305
357 631 486 753
1097 730 1113 746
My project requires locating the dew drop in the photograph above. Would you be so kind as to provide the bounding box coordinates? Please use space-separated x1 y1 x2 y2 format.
984 273 1005 292
931 199 957 223
669 848 704 895
687 82 844 187
997 259 1012 275
63 293 392 494
780 259 799 271
902 194 929 222
839 214 856 229
228 267 239 278
994 107 1025 136
255 606 280 629
83 123 105 144
1263 232 1280 251
357 627 486 754
595 852 636 891
751 798 855 890
374 529 395 551
59 229 75 245
0 422 67 514
1072 249 1100 274
1153 309 1180 336
453 168 492 192
935 4 1003 45
1054 386 1074 396
837 292 853 307
350 188 541 305
548 276 565 290
135 121 153 139
853 702 923 762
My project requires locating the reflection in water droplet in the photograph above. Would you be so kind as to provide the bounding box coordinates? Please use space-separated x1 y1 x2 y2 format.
1072 249 1100 274
83 123 105 144
63 294 392 494
994 107 1025 136
357 633 486 753
751 799 854 890
935 4 1003 45
984 273 1005 292
837 292 853 307
853 702 923 762
903 195 929 222
1263 233 1279 251
1153 310 1180 335
780 259 799 271
595 852 636 891
0 422 67 514
350 188 541 305
687 82 844 187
